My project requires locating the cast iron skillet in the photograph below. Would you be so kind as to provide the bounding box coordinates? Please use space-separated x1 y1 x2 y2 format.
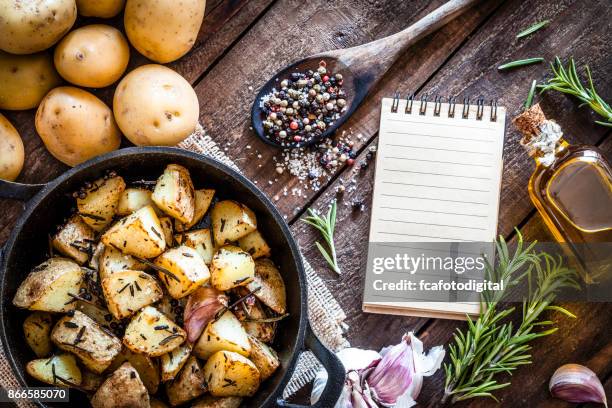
0 147 345 407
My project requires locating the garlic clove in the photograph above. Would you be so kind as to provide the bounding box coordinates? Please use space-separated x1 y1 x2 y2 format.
549 363 608 407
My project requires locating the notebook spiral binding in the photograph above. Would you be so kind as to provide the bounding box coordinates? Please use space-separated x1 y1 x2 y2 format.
390 92 498 122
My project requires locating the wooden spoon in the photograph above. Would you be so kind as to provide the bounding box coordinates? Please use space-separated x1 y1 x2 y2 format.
251 0 481 149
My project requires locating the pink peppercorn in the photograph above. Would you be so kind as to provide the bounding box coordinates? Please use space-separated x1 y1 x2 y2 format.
322 75 330 82
294 135 302 142
289 121 299 130
347 158 355 166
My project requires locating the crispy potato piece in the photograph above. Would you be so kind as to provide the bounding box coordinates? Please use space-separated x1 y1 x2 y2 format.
159 217 175 246
98 245 147 281
123 306 186 357
51 310 122 374
203 351 260 397
75 300 121 335
23 312 54 357
117 188 157 216
154 245 210 299
235 299 276 343
160 343 192 382
166 356 207 406
91 362 150 408
192 395 242 408
101 205 166 258
248 335 280 381
52 214 96 264
237 230 271 259
89 241 106 271
77 175 126 231
13 258 84 312
152 164 195 224
174 228 214 265
108 347 160 394
102 270 163 320
26 354 82 387
80 369 103 392
211 200 257 246
210 246 255 291
175 189 215 232
193 310 250 360
246 259 286 314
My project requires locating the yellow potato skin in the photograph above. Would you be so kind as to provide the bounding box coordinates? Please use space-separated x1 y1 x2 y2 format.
54 25 130 88
0 0 77 54
0 114 25 181
0 52 61 110
113 65 199 146
124 0 206 63
36 87 121 166
76 0 125 18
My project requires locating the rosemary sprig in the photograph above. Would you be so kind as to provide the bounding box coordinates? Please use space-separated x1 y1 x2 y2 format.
524 80 537 110
303 201 340 274
498 57 544 71
538 57 612 127
516 20 550 38
443 232 579 403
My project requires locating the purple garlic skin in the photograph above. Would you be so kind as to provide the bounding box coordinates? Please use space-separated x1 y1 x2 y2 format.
549 363 608 407
366 335 415 405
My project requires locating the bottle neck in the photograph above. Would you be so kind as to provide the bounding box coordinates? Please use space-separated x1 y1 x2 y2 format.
534 138 569 167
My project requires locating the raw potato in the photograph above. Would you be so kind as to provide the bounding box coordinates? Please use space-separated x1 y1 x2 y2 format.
13 258 84 312
101 205 166 259
77 0 125 18
26 354 82 387
246 259 287 314
113 65 199 146
152 164 195 224
23 312 54 357
238 230 271 259
166 356 207 406
160 343 192 382
123 306 186 356
91 362 150 408
51 310 122 373
54 24 130 88
108 347 160 394
211 200 257 246
0 0 77 54
0 52 61 110
52 214 96 264
235 299 275 344
248 335 280 381
193 310 250 360
102 270 163 319
117 188 156 216
159 217 175 245
124 0 206 63
77 175 126 231
192 395 242 408
210 245 255 291
175 189 215 232
35 87 121 166
154 245 210 299
99 244 147 280
175 228 214 265
203 350 260 398
0 114 25 181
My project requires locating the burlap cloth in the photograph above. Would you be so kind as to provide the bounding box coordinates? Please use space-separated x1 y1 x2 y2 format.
0 124 349 407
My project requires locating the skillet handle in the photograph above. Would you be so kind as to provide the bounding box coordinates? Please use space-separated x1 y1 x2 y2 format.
277 325 345 407
0 179 46 201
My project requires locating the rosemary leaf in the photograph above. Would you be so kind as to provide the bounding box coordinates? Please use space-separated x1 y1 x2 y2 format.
498 58 544 71
516 20 550 38
524 80 537 109
303 201 341 274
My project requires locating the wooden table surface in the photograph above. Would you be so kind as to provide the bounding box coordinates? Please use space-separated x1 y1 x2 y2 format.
1 0 611 406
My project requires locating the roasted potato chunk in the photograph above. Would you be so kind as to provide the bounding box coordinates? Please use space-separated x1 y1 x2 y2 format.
101 205 166 258
246 259 286 314
98 244 147 280
123 306 186 356
193 310 250 360
235 298 276 343
26 354 82 387
117 188 157 216
160 343 192 382
91 362 150 408
203 351 260 398
192 395 242 408
159 217 175 245
13 258 84 312
175 188 215 232
211 200 257 246
77 175 126 231
210 246 255 291
152 164 195 224
237 230 271 259
51 310 122 373
174 228 214 265
102 270 163 319
154 245 210 299
166 356 207 406
23 312 54 357
108 347 160 394
248 335 280 380
52 214 96 264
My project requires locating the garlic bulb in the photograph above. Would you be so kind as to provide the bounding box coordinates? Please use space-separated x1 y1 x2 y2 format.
549 364 608 407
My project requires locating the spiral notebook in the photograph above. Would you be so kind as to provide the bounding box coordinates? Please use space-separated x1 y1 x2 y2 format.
363 95 506 320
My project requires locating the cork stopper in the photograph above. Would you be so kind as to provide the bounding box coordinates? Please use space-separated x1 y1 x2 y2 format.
513 103 547 145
